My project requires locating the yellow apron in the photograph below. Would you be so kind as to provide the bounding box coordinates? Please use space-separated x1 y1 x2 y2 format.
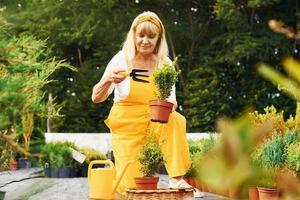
104 73 190 194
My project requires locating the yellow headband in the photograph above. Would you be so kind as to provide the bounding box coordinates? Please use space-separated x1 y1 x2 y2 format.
135 15 162 33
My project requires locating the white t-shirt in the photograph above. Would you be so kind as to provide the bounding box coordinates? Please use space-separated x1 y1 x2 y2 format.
101 51 176 102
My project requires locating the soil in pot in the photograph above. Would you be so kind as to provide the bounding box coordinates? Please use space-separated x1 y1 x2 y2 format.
149 100 173 123
135 177 159 190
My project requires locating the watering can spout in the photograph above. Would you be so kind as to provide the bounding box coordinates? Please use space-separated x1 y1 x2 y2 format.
112 160 136 193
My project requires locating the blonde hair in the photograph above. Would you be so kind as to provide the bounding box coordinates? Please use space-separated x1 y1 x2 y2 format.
122 11 169 67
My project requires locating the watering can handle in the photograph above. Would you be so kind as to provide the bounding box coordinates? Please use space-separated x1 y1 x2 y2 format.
88 160 114 181
112 160 136 194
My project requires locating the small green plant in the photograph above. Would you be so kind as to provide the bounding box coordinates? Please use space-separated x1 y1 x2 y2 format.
261 134 286 167
283 130 299 145
286 142 300 173
260 131 299 168
153 59 179 100
138 135 165 177
0 140 15 170
79 147 106 164
185 136 216 177
256 165 278 188
40 141 79 168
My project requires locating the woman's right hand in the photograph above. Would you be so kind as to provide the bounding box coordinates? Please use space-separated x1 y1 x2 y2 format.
109 70 128 84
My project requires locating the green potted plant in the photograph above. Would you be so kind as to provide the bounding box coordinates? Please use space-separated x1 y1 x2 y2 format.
256 165 279 200
150 59 179 123
253 135 285 200
135 135 165 190
41 141 80 178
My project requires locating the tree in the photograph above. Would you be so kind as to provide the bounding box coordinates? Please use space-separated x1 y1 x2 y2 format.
0 22 73 157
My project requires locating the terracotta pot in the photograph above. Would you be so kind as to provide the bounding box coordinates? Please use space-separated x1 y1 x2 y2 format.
135 177 159 190
9 161 17 170
248 186 259 200
257 187 279 200
149 100 173 123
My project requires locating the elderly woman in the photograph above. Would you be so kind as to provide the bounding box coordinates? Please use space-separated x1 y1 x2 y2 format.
92 11 202 197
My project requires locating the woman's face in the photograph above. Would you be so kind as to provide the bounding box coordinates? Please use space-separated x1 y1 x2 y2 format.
135 24 159 55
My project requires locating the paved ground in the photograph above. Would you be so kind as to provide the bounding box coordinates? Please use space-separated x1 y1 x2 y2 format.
0 168 229 200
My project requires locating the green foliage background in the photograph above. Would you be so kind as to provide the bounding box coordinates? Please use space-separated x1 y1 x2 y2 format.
0 0 299 133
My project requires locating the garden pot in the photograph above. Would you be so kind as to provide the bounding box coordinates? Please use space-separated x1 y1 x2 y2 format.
257 187 279 200
228 187 241 199
58 167 70 178
44 162 51 177
50 168 59 178
18 158 31 168
0 191 5 200
81 162 88 177
70 168 80 177
149 100 173 123
248 186 259 200
9 161 17 170
135 177 159 190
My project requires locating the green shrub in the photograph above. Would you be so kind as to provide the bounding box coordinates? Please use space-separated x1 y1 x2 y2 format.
256 165 278 188
185 136 216 177
261 134 285 167
286 142 300 173
138 136 165 177
153 60 179 100
79 147 106 164
283 130 299 145
0 140 15 170
41 141 80 168
260 131 299 168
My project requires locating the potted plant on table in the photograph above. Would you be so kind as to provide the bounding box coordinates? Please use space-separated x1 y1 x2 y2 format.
150 59 179 123
135 135 165 190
